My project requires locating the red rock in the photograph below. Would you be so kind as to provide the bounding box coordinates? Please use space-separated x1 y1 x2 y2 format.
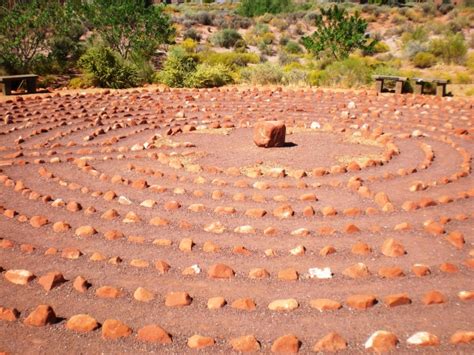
134 287 154 302
52 221 71 233
30 215 48 228
440 262 459 273
351 241 372 255
343 263 370 278
450 331 474 344
378 266 405 278
150 216 170 226
365 331 399 352
231 298 256 311
208 263 235 279
132 179 148 190
155 260 171 274
313 332 347 352
137 324 172 344
208 297 226 309
4 269 35 285
73 276 89 293
321 206 337 216
407 332 440 346
320 245 336 256
374 192 390 207
248 268 270 279
66 314 99 332
165 292 192 307
245 208 267 218
187 335 215 349
346 294 377 310
66 201 82 212
458 290 474 301
20 244 35 254
268 299 299 311
381 238 405 257
101 209 119 220
412 264 431 277
96 286 122 298
24 305 56 327
38 272 66 291
0 307 19 321
104 230 124 241
309 299 342 311
253 121 286 148
446 231 466 249
344 223 360 234
383 293 412 307
422 290 446 305
164 200 181 210
273 204 294 219
179 238 194 252
278 268 299 281
61 247 82 259
203 240 220 253
230 335 260 352
271 334 300 353
75 225 97 237
424 221 445 235
102 319 132 339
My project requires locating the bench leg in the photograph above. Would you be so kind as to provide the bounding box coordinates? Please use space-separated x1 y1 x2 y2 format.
395 81 403 95
375 79 383 93
26 78 37 94
414 83 423 95
2 82 12 96
436 84 446 97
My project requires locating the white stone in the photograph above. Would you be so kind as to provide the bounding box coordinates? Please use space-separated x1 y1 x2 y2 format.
118 196 132 205
308 267 332 279
310 121 321 129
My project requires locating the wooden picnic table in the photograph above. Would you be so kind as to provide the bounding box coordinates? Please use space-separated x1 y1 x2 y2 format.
0 74 38 95
373 75 408 95
413 77 449 97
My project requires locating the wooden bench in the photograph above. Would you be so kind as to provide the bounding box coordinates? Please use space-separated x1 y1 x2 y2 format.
0 74 38 95
373 75 408 95
413 78 449 97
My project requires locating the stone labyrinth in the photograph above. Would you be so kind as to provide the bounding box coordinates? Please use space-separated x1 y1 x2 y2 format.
0 87 473 353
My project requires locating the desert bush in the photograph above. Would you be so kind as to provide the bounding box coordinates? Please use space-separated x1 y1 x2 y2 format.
278 52 300 66
181 38 198 53
466 53 474 71
454 72 472 84
69 75 94 89
155 46 199 87
78 46 139 89
302 5 376 60
261 32 276 45
317 57 372 88
240 62 284 85
438 4 454 15
270 17 289 31
412 52 437 68
185 64 234 88
253 23 271 36
198 51 259 68
429 34 467 64
183 28 202 42
258 41 275 56
192 11 215 26
210 29 242 48
373 41 390 54
238 0 294 17
404 41 428 59
283 68 309 86
285 41 303 54
421 2 436 16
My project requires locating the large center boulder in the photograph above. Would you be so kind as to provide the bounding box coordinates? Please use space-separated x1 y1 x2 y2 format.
253 121 286 148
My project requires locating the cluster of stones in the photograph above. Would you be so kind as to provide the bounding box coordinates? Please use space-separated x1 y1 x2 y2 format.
0 87 473 353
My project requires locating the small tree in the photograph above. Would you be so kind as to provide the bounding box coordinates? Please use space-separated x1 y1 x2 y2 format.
0 0 63 73
82 0 175 60
302 5 376 61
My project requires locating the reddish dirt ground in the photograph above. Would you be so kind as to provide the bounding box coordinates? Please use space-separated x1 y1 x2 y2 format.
0 87 473 354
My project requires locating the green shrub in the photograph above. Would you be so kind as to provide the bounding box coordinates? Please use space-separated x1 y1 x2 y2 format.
278 52 299 66
183 28 201 42
429 34 467 64
373 41 390 54
181 38 198 53
317 57 373 88
240 63 284 85
69 75 94 89
198 51 259 68
270 17 289 31
285 41 303 54
466 53 474 71
185 64 234 88
210 29 242 48
283 68 309 86
454 72 472 84
412 52 437 68
308 70 324 86
78 46 139 89
238 0 294 17
155 46 198 87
